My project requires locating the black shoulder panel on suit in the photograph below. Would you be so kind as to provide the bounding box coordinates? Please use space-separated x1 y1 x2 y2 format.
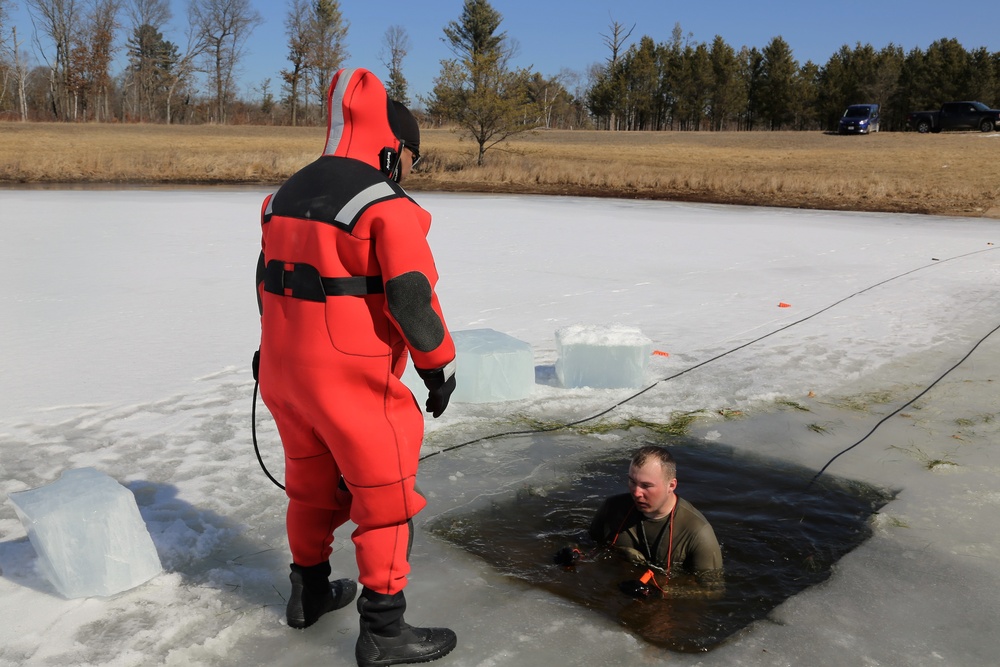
270 157 408 232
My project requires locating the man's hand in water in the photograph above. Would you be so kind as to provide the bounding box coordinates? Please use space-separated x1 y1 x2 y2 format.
553 547 581 566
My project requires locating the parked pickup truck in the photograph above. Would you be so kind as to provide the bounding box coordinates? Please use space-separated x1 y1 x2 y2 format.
907 101 1000 133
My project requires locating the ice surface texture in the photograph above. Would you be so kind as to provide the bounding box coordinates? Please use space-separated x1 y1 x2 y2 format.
8 468 163 599
555 324 652 389
404 328 535 403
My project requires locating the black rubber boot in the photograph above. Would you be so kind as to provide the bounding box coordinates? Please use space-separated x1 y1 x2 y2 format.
355 588 457 666
286 562 358 629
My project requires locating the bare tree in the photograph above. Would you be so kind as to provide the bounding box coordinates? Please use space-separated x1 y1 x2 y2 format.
0 0 8 54
189 0 261 123
123 0 169 28
25 0 83 119
525 71 576 129
599 17 634 131
379 25 410 106
0 0 7 113
163 23 205 124
9 26 32 119
76 0 121 121
306 0 348 120
1 2 32 120
600 17 634 68
280 0 309 125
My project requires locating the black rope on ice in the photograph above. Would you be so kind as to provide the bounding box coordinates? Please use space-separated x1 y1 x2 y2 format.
249 245 997 487
252 379 285 491
418 245 998 463
807 319 1000 488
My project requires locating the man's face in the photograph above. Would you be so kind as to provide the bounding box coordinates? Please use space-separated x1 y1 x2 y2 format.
398 147 416 182
628 459 678 519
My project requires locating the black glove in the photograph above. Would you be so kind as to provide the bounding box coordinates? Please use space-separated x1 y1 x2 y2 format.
619 579 654 598
553 547 581 567
416 363 456 418
252 349 260 382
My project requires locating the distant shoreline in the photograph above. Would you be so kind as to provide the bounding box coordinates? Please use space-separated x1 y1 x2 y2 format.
2 122 998 219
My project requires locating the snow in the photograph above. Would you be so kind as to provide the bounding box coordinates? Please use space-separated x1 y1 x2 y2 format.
2 189 999 666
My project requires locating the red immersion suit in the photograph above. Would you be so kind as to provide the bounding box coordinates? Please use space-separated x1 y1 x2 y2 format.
257 68 455 596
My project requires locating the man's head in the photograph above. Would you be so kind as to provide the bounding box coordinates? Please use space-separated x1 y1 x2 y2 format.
389 100 420 158
388 100 420 181
628 445 678 519
320 69 423 181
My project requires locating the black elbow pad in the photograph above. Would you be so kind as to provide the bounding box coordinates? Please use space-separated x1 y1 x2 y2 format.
385 271 445 352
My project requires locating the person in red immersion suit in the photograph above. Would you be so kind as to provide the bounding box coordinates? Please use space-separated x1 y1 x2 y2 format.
255 68 457 666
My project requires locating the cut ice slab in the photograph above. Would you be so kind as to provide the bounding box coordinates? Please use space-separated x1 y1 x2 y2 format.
451 328 535 402
555 324 653 389
8 467 162 599
403 328 535 403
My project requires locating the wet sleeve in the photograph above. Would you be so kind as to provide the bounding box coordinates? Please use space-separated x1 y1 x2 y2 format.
690 522 723 572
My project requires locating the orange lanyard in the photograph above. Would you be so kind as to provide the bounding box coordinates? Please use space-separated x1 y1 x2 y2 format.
611 500 677 577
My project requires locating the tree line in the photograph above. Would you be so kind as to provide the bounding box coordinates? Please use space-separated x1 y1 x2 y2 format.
1 0 998 136
587 24 1000 132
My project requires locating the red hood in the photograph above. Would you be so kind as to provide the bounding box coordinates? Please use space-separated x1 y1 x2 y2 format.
322 68 398 168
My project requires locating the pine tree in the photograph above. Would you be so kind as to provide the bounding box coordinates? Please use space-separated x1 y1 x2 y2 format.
708 35 744 131
126 24 178 121
758 37 798 130
430 0 534 165
442 0 504 62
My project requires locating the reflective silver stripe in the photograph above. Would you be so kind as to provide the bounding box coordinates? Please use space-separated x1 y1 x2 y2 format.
442 359 457 381
336 182 397 227
323 68 357 155
263 194 273 218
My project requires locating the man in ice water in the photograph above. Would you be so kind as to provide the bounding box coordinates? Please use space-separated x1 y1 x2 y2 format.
582 445 723 593
255 68 457 666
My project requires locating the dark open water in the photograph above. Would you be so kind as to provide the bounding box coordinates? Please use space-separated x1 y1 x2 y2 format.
423 432 893 653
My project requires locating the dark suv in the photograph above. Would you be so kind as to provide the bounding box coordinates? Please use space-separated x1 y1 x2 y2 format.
838 104 880 134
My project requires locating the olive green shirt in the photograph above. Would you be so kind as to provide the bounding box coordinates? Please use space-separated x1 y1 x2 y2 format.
589 494 723 574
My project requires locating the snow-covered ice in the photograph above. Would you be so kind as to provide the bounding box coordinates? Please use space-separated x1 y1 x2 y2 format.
2 189 999 666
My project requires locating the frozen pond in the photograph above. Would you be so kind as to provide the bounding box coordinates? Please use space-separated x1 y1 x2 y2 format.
1 190 999 666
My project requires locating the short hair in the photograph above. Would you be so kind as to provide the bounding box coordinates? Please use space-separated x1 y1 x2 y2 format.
630 445 676 480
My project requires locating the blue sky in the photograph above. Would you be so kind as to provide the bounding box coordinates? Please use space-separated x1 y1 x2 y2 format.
10 1 998 105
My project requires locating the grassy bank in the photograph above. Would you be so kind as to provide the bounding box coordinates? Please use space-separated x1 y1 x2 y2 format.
2 121 998 218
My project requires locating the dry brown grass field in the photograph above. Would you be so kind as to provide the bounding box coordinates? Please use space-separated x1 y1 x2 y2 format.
2 121 998 218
